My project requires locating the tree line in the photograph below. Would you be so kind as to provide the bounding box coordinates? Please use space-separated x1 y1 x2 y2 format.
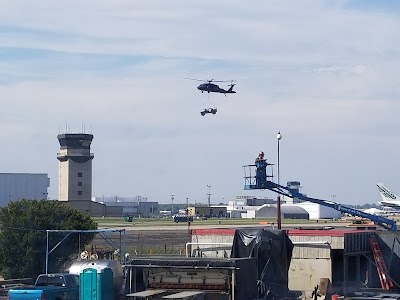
0 199 96 279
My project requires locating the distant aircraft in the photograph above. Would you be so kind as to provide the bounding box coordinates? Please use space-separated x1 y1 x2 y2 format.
186 79 236 95
377 183 400 209
362 207 388 216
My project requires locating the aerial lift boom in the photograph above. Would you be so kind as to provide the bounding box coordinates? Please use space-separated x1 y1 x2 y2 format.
243 162 397 231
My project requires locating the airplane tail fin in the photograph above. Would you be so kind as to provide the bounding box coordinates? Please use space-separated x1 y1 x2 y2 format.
377 183 400 202
227 84 236 93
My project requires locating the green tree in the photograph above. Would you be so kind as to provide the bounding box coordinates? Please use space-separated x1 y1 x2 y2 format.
0 199 97 279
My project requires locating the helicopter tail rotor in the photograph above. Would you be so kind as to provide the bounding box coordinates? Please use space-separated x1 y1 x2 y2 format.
227 83 236 93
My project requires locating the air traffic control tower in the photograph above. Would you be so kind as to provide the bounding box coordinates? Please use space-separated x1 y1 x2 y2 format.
57 134 94 202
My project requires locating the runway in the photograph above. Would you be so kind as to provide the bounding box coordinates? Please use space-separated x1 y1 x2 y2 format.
98 220 353 231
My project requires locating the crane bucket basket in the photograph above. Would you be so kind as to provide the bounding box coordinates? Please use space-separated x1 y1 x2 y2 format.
243 162 274 190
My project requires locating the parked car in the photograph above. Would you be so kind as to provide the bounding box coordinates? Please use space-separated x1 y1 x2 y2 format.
172 214 193 223
124 215 133 222
8 273 79 300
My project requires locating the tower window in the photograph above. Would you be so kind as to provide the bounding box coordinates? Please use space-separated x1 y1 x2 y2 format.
78 182 82 186
78 172 82 177
78 191 83 196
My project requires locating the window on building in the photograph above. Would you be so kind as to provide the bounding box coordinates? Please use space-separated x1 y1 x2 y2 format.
78 191 83 196
78 181 82 186
78 172 82 177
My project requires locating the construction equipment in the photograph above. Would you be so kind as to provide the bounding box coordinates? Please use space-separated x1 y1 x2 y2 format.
242 163 397 231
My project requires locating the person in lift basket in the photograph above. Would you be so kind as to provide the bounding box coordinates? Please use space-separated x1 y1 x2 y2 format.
255 151 267 188
255 151 265 163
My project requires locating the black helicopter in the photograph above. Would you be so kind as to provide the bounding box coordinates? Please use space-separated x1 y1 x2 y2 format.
186 79 236 95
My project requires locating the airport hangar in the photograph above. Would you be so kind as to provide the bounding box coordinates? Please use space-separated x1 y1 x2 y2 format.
0 173 50 206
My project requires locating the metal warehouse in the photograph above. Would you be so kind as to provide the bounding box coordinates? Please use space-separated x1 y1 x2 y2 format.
255 204 310 219
0 173 50 206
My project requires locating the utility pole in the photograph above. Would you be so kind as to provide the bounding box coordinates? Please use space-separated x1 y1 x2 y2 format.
171 194 175 215
186 197 191 237
207 185 212 207
277 131 282 230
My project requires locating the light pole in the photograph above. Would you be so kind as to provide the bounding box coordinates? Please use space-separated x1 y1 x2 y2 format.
207 185 212 207
171 194 175 215
186 197 191 237
277 131 282 229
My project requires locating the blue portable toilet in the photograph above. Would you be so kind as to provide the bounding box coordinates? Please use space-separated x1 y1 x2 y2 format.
80 267 113 300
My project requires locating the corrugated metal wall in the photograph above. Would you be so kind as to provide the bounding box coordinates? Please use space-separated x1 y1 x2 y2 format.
291 235 344 250
292 243 331 259
0 173 50 206
343 231 371 254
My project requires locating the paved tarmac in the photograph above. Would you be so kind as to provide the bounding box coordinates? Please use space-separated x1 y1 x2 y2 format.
98 220 353 231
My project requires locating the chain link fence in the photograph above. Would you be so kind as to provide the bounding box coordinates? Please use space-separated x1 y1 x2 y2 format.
90 230 190 257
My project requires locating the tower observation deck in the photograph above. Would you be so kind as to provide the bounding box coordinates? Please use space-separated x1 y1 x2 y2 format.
57 134 94 202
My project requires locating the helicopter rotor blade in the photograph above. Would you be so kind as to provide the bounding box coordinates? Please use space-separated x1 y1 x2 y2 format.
184 78 207 82
184 78 219 83
185 78 236 83
213 79 236 83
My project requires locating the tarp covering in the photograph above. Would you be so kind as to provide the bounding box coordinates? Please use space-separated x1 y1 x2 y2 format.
231 228 294 299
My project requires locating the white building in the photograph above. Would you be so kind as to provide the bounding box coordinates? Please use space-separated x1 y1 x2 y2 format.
283 181 341 219
296 202 341 220
227 196 275 217
0 173 50 206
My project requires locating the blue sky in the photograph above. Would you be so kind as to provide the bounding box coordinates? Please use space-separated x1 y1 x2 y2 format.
1 0 400 205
